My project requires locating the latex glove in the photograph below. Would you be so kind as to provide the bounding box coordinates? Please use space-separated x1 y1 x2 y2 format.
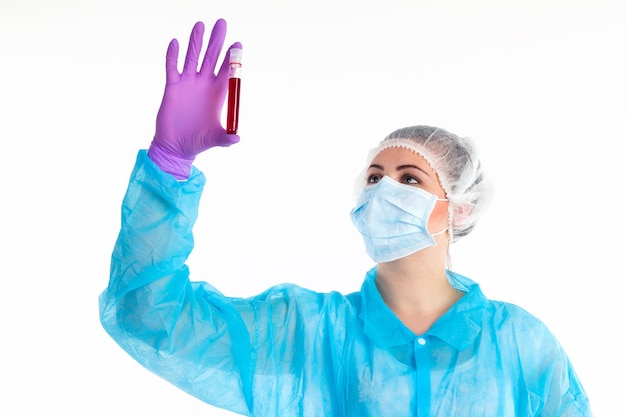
149 19 241 180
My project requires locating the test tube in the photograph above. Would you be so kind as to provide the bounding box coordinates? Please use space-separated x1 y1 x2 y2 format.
226 48 243 134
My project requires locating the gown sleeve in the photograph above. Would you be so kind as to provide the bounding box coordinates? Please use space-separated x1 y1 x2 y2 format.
507 305 593 417
99 150 259 416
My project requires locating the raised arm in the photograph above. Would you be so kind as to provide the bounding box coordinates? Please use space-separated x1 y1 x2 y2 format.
98 19 254 415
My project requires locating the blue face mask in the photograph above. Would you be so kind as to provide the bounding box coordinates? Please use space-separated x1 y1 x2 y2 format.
350 176 448 263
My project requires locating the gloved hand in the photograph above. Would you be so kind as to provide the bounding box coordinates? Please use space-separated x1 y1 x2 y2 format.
149 19 242 180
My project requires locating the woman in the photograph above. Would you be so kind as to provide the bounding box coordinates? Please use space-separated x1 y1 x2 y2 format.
99 18 592 416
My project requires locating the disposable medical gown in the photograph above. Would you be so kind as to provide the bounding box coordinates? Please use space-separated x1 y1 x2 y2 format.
99 150 592 417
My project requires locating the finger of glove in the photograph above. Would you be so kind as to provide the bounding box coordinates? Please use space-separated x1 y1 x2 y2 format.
199 18 227 76
165 39 180 84
182 21 204 75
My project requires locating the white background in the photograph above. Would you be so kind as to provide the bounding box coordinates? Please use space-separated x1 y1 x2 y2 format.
1 0 623 415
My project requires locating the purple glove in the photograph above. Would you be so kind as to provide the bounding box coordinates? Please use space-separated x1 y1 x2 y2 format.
148 19 242 180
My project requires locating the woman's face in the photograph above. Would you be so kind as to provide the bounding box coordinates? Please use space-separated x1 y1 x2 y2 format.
366 146 449 234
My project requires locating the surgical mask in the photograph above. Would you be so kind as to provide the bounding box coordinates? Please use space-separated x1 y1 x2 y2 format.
350 176 448 263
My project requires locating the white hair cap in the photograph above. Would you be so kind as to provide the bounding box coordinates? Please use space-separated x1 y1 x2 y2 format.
353 125 493 243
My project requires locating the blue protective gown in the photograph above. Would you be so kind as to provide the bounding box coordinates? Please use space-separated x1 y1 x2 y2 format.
99 150 592 417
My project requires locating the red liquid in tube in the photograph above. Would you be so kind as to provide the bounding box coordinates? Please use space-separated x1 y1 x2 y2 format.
227 77 241 134
227 48 242 134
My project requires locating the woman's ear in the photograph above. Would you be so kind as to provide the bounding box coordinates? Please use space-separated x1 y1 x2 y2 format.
451 203 472 228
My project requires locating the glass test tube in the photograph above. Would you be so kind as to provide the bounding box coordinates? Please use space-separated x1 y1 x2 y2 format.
226 48 243 134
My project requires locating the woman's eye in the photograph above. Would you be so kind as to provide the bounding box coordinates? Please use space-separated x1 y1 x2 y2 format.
402 175 420 185
367 174 382 184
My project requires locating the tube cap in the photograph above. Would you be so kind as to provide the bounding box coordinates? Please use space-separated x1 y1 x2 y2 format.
229 48 243 64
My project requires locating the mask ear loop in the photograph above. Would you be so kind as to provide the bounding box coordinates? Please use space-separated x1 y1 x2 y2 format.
444 198 454 272
431 228 448 237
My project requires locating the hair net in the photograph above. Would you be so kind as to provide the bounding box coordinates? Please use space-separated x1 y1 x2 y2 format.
354 125 492 243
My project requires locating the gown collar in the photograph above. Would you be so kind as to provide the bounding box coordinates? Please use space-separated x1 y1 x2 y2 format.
359 266 486 351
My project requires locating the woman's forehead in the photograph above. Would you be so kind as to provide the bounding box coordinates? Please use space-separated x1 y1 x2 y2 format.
370 146 434 172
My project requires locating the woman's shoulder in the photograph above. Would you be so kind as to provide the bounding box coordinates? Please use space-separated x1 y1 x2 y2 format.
486 297 550 332
449 271 554 334
483 297 566 356
249 283 353 303
227 282 359 320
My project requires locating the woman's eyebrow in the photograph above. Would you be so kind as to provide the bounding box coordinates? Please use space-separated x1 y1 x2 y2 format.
397 164 431 177
368 163 431 177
